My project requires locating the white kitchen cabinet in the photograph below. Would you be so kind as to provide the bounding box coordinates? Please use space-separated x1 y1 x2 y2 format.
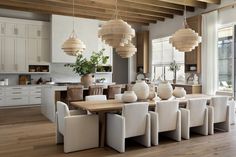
5 22 26 38
15 38 27 72
0 85 42 107
51 14 99 63
0 22 5 36
0 37 3 71
3 37 15 72
28 23 50 64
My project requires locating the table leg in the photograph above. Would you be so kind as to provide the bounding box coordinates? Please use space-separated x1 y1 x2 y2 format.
98 112 106 147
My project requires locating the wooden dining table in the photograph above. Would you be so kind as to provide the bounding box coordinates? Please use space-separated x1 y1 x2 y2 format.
71 94 212 147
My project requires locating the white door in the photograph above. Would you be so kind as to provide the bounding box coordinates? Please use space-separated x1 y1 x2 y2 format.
5 23 15 37
0 22 5 36
4 37 15 72
38 38 50 62
0 37 3 72
28 25 39 38
15 38 27 72
28 38 38 64
15 23 26 38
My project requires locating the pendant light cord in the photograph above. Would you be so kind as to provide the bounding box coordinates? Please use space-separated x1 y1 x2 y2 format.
184 0 188 28
115 0 118 19
73 0 75 31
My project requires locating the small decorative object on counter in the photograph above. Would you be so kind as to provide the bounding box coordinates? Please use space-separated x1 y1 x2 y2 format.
193 74 199 85
122 91 137 103
132 80 149 101
148 84 157 100
168 60 180 84
173 87 186 98
158 81 173 100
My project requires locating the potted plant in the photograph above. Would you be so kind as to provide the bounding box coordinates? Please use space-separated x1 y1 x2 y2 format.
168 60 180 84
65 49 109 87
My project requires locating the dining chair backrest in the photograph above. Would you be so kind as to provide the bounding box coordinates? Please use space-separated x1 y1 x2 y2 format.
210 96 229 123
85 95 107 101
57 101 70 134
122 102 149 138
67 85 84 102
126 84 134 91
89 85 104 95
107 85 122 99
156 101 179 132
186 98 207 127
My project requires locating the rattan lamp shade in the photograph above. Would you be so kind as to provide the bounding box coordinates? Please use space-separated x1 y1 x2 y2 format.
116 42 137 58
169 28 201 52
62 31 86 56
98 19 135 48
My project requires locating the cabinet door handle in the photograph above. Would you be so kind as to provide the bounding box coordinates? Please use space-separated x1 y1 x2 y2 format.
1 26 4 34
37 56 41 62
15 64 18 71
12 88 22 90
14 28 17 35
37 30 41 37
12 98 22 100
35 97 41 99
12 92 22 94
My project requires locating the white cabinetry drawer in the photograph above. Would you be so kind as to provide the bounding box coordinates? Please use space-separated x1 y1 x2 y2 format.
0 91 4 96
5 86 28 91
30 86 41 91
29 96 41 104
5 90 28 96
0 97 5 106
5 96 28 106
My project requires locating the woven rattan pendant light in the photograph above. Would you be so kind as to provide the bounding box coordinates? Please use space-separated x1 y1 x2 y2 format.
62 0 86 56
169 5 201 52
116 41 137 58
98 0 135 48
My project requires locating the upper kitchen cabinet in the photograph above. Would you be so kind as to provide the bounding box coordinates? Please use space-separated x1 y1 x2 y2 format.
137 31 149 73
51 15 100 63
28 23 50 64
185 15 202 73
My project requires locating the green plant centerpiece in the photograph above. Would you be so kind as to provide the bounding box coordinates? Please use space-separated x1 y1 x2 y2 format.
65 48 109 87
168 60 180 84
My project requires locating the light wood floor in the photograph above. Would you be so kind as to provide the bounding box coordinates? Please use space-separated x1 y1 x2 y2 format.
0 106 236 157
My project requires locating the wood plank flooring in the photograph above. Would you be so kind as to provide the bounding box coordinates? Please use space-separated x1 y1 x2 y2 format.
0 106 236 157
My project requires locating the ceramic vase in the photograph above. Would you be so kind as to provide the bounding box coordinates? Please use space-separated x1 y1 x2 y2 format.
148 84 156 100
122 91 137 103
81 74 93 88
158 81 173 100
132 80 149 100
173 87 186 98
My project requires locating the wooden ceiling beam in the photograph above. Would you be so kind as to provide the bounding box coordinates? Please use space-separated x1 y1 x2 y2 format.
41 0 166 20
123 0 195 12
158 0 207 9
0 0 150 25
196 0 221 4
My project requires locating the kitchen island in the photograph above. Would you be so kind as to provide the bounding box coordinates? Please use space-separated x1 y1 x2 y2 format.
41 83 116 122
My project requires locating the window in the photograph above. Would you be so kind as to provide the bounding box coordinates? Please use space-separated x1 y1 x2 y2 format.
152 36 185 81
217 26 233 91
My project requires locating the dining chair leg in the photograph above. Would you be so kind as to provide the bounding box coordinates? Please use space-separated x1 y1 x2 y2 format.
99 112 106 147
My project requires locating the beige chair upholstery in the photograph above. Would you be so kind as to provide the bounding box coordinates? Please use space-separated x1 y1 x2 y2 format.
150 100 181 145
180 99 208 139
106 102 151 153
107 85 122 99
85 95 107 101
56 101 99 153
89 85 104 95
208 96 230 134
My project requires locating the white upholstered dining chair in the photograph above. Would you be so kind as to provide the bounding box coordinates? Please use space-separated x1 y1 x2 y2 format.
208 96 230 134
85 95 107 101
150 100 181 145
56 101 99 153
106 102 151 153
180 98 208 139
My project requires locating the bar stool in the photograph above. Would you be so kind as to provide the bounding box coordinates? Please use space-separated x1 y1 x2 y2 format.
107 85 122 99
67 85 84 111
89 85 104 95
125 84 134 91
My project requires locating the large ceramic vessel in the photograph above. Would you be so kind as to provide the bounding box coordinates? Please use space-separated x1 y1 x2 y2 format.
158 81 173 100
173 87 186 98
81 74 93 88
122 91 137 103
132 80 149 100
